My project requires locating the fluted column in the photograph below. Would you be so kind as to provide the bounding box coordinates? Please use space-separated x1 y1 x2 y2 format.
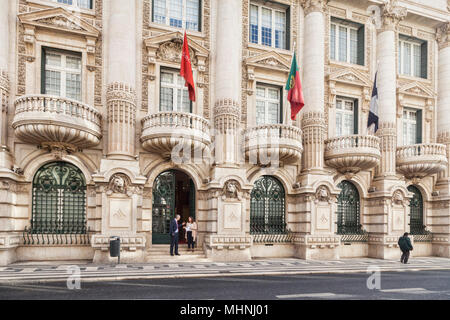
106 0 137 159
300 0 328 172
213 0 242 165
0 0 10 168
437 22 450 181
374 1 406 178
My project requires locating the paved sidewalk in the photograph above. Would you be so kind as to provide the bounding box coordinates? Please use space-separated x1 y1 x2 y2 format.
0 257 449 284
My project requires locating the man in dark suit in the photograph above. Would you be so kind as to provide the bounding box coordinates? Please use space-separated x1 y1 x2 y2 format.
170 214 183 256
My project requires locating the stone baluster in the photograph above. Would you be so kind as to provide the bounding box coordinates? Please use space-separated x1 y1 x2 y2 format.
106 0 137 160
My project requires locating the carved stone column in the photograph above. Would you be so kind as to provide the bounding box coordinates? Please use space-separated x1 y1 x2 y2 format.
106 83 136 159
366 1 409 260
374 1 407 179
434 22 450 257
0 0 12 171
106 0 137 160
301 111 326 172
213 0 242 166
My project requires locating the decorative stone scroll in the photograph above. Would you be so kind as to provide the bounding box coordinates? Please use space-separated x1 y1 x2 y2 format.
436 22 450 50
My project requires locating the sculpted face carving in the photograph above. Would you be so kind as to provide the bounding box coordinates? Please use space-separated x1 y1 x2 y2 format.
222 180 242 201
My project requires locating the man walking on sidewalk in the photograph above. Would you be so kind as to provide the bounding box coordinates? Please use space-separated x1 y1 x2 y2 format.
398 232 413 264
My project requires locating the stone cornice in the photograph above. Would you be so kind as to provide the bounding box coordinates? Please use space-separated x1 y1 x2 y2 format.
436 22 450 50
300 0 329 16
379 0 407 33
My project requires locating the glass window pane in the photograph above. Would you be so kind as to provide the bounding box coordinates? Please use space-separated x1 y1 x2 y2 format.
161 72 174 84
160 87 173 111
77 0 91 9
268 88 279 100
186 0 199 31
66 73 81 101
45 70 61 96
261 8 272 47
153 0 166 24
46 53 61 67
336 112 342 136
413 44 421 78
403 42 411 75
344 101 353 111
350 28 358 64
181 89 190 112
330 24 336 60
66 55 81 70
169 0 182 28
275 11 286 49
256 100 265 125
268 102 279 124
398 41 402 74
343 113 354 136
336 99 342 109
256 87 265 98
250 5 259 44
338 26 347 62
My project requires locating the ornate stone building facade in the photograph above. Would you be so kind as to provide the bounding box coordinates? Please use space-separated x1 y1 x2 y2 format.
0 0 449 265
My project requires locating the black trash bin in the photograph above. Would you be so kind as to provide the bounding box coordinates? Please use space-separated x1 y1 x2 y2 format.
110 236 120 263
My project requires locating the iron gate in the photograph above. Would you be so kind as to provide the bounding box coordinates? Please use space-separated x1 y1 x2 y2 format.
250 176 286 235
336 180 362 235
408 185 426 235
31 162 87 234
152 171 176 244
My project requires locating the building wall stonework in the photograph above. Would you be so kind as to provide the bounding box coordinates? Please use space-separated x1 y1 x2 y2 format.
0 0 449 265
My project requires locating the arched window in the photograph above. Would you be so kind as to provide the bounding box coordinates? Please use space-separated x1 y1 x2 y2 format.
336 180 362 234
250 176 286 234
31 162 87 234
408 185 425 235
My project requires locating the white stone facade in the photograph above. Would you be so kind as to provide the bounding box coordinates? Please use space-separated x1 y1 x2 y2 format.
0 0 449 265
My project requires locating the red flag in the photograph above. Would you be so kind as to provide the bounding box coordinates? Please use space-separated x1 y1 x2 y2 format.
180 32 196 102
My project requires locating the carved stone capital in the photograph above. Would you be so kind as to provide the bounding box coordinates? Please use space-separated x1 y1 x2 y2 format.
300 0 329 16
379 0 407 33
436 22 450 50
106 82 137 105
214 99 240 133
438 131 450 145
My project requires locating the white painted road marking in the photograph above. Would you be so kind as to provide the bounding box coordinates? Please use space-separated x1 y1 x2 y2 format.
276 292 354 299
379 288 436 294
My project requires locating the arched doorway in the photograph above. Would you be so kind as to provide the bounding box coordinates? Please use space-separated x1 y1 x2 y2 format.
250 176 286 234
31 161 87 234
336 180 361 234
408 185 425 234
152 170 195 244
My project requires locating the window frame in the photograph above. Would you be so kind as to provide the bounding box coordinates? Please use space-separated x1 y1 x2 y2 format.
402 107 422 145
41 47 83 102
45 0 93 10
152 0 202 32
330 18 364 66
249 1 289 50
335 96 358 137
398 36 427 79
159 68 193 113
255 83 283 125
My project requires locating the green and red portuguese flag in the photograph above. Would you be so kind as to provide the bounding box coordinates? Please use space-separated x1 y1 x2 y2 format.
285 52 304 120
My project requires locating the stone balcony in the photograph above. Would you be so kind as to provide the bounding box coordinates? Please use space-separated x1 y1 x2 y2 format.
140 112 211 159
324 135 381 175
12 95 102 150
396 143 448 179
243 124 303 166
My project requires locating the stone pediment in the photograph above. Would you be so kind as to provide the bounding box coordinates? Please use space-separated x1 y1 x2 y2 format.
327 68 371 87
18 7 100 38
245 51 291 71
398 82 436 98
144 31 209 60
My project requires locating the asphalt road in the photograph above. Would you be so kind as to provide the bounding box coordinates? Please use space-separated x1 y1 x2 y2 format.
0 270 449 300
